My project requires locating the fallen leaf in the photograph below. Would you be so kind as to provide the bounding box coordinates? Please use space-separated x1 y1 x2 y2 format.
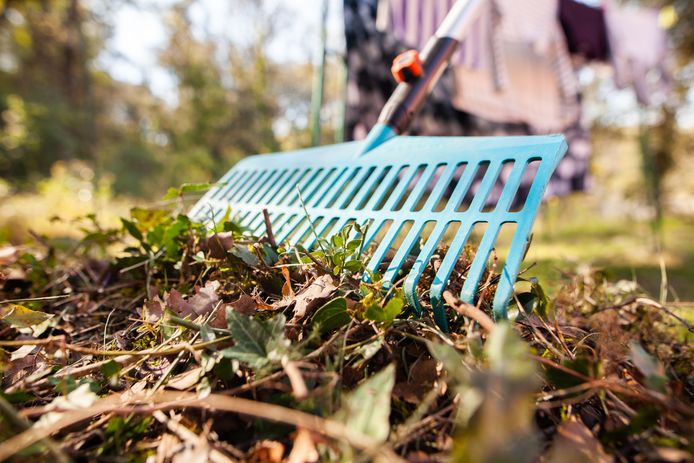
287 428 319 463
206 232 234 259
281 267 294 297
248 440 284 463
231 294 258 316
0 304 53 336
167 367 203 390
287 274 337 323
334 364 395 444
165 281 221 318
0 246 19 265
544 416 611 463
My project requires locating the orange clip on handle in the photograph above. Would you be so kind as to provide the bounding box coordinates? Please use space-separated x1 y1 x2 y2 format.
391 49 423 83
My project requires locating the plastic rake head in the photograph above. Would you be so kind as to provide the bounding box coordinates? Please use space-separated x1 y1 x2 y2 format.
189 134 567 329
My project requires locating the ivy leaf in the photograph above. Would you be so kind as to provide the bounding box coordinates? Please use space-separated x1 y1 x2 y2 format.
364 297 404 326
163 182 217 200
220 310 290 375
334 364 395 443
311 297 351 335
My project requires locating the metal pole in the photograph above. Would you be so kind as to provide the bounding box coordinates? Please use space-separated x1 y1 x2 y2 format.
310 0 329 146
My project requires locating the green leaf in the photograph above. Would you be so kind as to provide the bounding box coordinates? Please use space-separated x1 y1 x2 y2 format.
335 364 395 443
351 336 384 368
220 310 290 374
120 218 143 241
0 304 53 336
426 341 469 385
101 360 122 379
629 342 667 392
331 234 344 248
343 260 362 273
230 244 259 266
311 297 351 335
364 297 404 326
164 182 217 200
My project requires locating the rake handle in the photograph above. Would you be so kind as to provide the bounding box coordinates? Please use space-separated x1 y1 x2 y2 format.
378 0 487 134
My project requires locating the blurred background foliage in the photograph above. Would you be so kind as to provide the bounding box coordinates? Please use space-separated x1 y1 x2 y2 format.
0 0 692 299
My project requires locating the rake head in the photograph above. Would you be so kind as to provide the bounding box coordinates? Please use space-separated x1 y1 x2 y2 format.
190 133 567 329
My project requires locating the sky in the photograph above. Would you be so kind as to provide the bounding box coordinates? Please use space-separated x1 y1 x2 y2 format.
101 0 344 104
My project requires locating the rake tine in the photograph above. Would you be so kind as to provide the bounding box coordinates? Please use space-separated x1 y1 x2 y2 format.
244 169 282 204
492 155 556 318
459 222 501 304
364 220 405 278
189 169 239 218
382 221 429 285
284 168 325 206
346 167 389 210
275 215 306 244
208 170 250 209
315 168 361 208
429 220 476 330
443 161 480 212
303 216 345 250
269 169 307 206
381 165 422 211
403 221 449 315
400 164 438 211
362 218 387 249
361 166 400 210
309 168 348 207
277 169 315 206
303 168 339 204
421 163 459 212
236 170 272 204
335 168 376 209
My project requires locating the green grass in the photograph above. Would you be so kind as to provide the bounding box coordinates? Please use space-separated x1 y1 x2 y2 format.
510 196 694 302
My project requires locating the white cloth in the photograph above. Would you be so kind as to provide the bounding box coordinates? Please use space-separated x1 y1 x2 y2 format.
603 0 669 106
451 0 580 132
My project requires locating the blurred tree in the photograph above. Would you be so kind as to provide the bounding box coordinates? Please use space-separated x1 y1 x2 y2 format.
156 0 281 188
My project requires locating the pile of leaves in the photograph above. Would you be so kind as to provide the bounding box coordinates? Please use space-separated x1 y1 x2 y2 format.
0 197 692 462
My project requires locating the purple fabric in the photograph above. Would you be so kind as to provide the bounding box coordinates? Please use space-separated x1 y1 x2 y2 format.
559 0 609 61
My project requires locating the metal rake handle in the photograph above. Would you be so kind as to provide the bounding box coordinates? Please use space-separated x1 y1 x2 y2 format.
378 0 487 134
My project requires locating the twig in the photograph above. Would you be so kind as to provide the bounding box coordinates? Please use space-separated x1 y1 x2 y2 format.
0 396 70 463
0 336 232 357
262 208 276 247
152 410 235 463
442 291 495 333
0 390 406 462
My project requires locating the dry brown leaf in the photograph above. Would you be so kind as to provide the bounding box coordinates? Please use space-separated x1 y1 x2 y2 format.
206 232 234 259
393 358 438 404
167 367 203 391
248 440 284 463
287 428 319 463
288 274 337 323
281 267 294 297
0 246 19 265
230 294 258 316
544 416 611 463
165 281 221 319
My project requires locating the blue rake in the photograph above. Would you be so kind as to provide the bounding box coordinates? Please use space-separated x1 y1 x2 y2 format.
188 0 568 329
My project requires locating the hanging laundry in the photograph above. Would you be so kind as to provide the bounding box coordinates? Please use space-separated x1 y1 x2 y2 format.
376 0 494 69
603 0 670 106
559 0 609 61
450 0 581 133
343 0 589 199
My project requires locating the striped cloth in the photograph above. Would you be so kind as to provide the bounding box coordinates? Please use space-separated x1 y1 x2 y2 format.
379 0 580 132
376 0 493 69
